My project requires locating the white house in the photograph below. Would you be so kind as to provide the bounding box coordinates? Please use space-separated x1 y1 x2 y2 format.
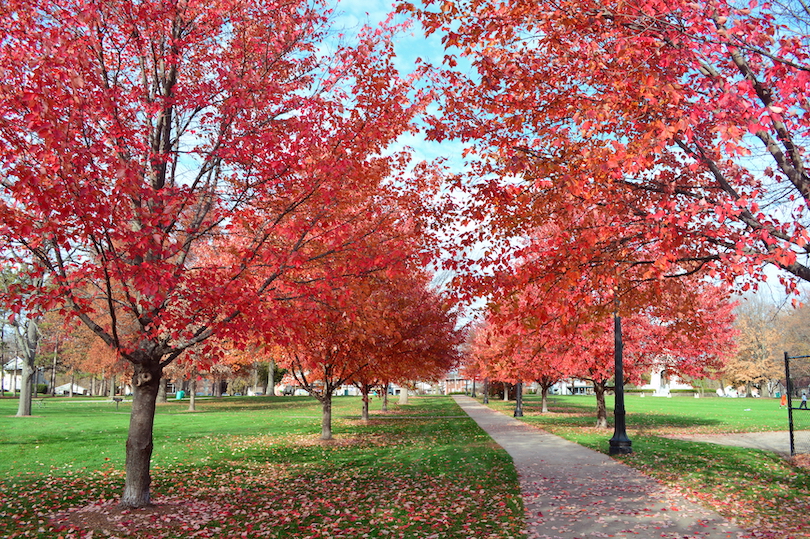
3 358 48 392
2 358 23 392
54 383 89 396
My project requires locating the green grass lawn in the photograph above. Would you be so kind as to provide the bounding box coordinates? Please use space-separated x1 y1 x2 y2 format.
485 393 810 539
0 395 525 539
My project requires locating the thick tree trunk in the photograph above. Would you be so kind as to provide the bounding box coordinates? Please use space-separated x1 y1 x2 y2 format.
120 360 162 508
382 383 389 412
321 393 333 440
503 382 510 401
594 382 608 429
267 360 275 396
541 385 549 413
156 378 167 403
399 386 408 404
16 360 34 416
188 376 197 412
15 320 39 417
109 375 116 398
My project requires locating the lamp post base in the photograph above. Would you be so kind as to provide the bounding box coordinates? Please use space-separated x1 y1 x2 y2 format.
608 435 633 455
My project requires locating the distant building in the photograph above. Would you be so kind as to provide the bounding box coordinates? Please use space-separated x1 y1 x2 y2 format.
550 379 593 395
639 369 694 396
443 370 469 394
2 358 46 392
54 383 89 396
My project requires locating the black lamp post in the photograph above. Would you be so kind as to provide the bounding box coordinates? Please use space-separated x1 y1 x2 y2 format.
514 380 524 417
609 311 632 455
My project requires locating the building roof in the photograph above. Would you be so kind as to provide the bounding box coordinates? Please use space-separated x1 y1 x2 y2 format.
3 358 25 371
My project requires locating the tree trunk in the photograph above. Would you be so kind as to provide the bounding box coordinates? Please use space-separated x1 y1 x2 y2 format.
361 385 370 421
16 360 34 416
594 381 608 429
120 360 162 509
109 375 116 398
157 378 168 403
50 347 58 396
382 383 389 412
188 376 197 412
321 393 333 440
69 372 75 398
90 377 96 396
541 384 549 413
0 328 5 398
212 376 222 397
268 360 276 396
503 382 510 401
15 319 39 417
399 385 408 404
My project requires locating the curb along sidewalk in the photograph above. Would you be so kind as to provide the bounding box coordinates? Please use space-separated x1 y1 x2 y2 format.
452 396 750 539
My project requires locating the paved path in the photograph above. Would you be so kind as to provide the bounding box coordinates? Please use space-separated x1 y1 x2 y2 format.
453 396 750 539
667 430 808 456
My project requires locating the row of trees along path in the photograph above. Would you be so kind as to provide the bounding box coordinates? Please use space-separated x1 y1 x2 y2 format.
3 0 810 515
0 0 446 508
400 0 810 427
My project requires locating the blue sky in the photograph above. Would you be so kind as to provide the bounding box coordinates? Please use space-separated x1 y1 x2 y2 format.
332 0 461 163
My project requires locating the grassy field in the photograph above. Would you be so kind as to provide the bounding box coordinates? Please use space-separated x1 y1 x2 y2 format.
4 393 810 539
485 393 810 539
0 395 525 539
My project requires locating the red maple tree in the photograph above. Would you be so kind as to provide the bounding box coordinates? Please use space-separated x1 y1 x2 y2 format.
468 269 738 427
405 0 810 295
0 0 430 507
278 265 461 438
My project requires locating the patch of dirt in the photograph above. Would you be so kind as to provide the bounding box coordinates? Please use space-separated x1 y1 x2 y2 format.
51 499 190 536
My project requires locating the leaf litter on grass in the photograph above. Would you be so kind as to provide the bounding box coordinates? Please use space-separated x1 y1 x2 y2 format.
42 462 524 539
2 421 524 538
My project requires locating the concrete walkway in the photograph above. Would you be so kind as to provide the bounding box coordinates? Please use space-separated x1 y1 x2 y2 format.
453 396 751 539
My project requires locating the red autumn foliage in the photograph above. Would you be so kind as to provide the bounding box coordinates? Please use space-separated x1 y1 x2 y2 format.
405 0 810 297
0 0 432 507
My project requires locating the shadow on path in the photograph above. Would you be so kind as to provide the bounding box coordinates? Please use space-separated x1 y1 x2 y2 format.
453 396 751 539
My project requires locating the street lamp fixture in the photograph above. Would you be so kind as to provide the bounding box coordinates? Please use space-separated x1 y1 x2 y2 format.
609 311 632 455
514 380 524 417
